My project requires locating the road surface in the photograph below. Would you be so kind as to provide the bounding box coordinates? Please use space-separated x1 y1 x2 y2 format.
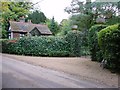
2 55 112 88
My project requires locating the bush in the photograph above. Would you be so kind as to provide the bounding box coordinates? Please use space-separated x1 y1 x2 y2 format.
89 24 107 61
65 30 82 56
2 36 69 57
98 24 120 70
2 32 84 57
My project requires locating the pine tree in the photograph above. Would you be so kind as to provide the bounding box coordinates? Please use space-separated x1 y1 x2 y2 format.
49 17 59 35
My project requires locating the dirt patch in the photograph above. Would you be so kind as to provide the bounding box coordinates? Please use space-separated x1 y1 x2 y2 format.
2 54 118 87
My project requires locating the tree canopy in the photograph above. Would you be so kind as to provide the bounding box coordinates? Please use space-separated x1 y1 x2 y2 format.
46 17 59 35
65 0 119 18
27 10 47 24
0 1 33 38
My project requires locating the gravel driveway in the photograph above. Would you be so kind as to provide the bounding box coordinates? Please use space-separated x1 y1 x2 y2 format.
2 54 119 87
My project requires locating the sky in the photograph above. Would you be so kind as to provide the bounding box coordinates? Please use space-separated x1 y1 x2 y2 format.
31 0 98 23
31 0 72 23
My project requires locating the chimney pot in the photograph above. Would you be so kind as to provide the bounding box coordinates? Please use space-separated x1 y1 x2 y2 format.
19 16 25 22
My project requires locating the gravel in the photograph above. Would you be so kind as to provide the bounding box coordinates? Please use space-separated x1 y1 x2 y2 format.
2 54 119 87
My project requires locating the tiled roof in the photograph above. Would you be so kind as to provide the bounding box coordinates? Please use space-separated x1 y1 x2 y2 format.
9 21 52 35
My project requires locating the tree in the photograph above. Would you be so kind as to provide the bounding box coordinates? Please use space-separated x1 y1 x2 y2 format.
92 1 118 19
27 10 47 24
47 17 59 35
64 0 92 15
64 0 119 43
65 0 118 18
64 0 95 55
58 19 71 36
65 0 94 30
1 1 33 38
70 14 93 31
7 2 33 20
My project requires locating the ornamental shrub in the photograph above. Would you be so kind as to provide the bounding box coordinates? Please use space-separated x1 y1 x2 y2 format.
65 30 82 56
98 24 120 70
89 24 107 61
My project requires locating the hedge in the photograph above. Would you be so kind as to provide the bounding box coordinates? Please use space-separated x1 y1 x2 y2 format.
98 24 120 70
2 36 69 57
2 31 83 57
65 30 83 56
89 24 107 61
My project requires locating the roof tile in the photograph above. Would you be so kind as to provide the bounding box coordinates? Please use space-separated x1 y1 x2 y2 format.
9 21 52 35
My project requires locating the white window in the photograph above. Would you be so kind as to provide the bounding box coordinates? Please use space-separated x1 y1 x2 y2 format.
20 33 25 38
11 32 13 39
8 33 11 39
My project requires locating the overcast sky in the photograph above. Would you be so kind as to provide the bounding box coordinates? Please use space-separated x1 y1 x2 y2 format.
31 0 98 23
31 0 72 23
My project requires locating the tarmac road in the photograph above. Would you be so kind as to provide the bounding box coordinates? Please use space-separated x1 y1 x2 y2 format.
2 56 112 88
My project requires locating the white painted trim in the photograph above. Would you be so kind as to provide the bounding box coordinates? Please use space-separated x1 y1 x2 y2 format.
8 33 11 39
11 32 13 39
9 26 11 31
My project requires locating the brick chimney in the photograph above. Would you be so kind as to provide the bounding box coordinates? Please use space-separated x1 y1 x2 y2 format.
19 16 25 22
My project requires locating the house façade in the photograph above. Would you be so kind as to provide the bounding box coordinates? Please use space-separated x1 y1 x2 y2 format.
8 20 52 39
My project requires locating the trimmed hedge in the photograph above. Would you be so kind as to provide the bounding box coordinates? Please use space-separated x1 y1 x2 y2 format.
2 36 69 57
89 24 107 61
98 24 120 70
2 31 83 57
65 30 82 56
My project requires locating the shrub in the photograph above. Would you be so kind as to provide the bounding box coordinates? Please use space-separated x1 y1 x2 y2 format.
89 24 107 61
0 39 3 53
98 24 120 70
2 36 69 57
65 30 82 56
2 32 84 57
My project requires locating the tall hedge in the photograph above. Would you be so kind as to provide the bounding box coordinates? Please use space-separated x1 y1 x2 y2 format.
65 30 82 56
89 24 107 61
2 31 84 57
2 36 69 57
98 24 120 70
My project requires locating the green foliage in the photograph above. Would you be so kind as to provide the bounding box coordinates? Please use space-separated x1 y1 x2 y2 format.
89 24 107 61
2 31 86 57
2 2 33 20
98 24 120 70
106 16 120 25
65 0 92 15
70 14 94 50
1 2 33 39
65 31 82 56
70 14 93 31
27 10 47 24
2 36 69 56
65 0 119 26
66 0 118 18
47 17 59 35
92 2 118 19
8 2 33 18
1 29 7 39
58 19 71 36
